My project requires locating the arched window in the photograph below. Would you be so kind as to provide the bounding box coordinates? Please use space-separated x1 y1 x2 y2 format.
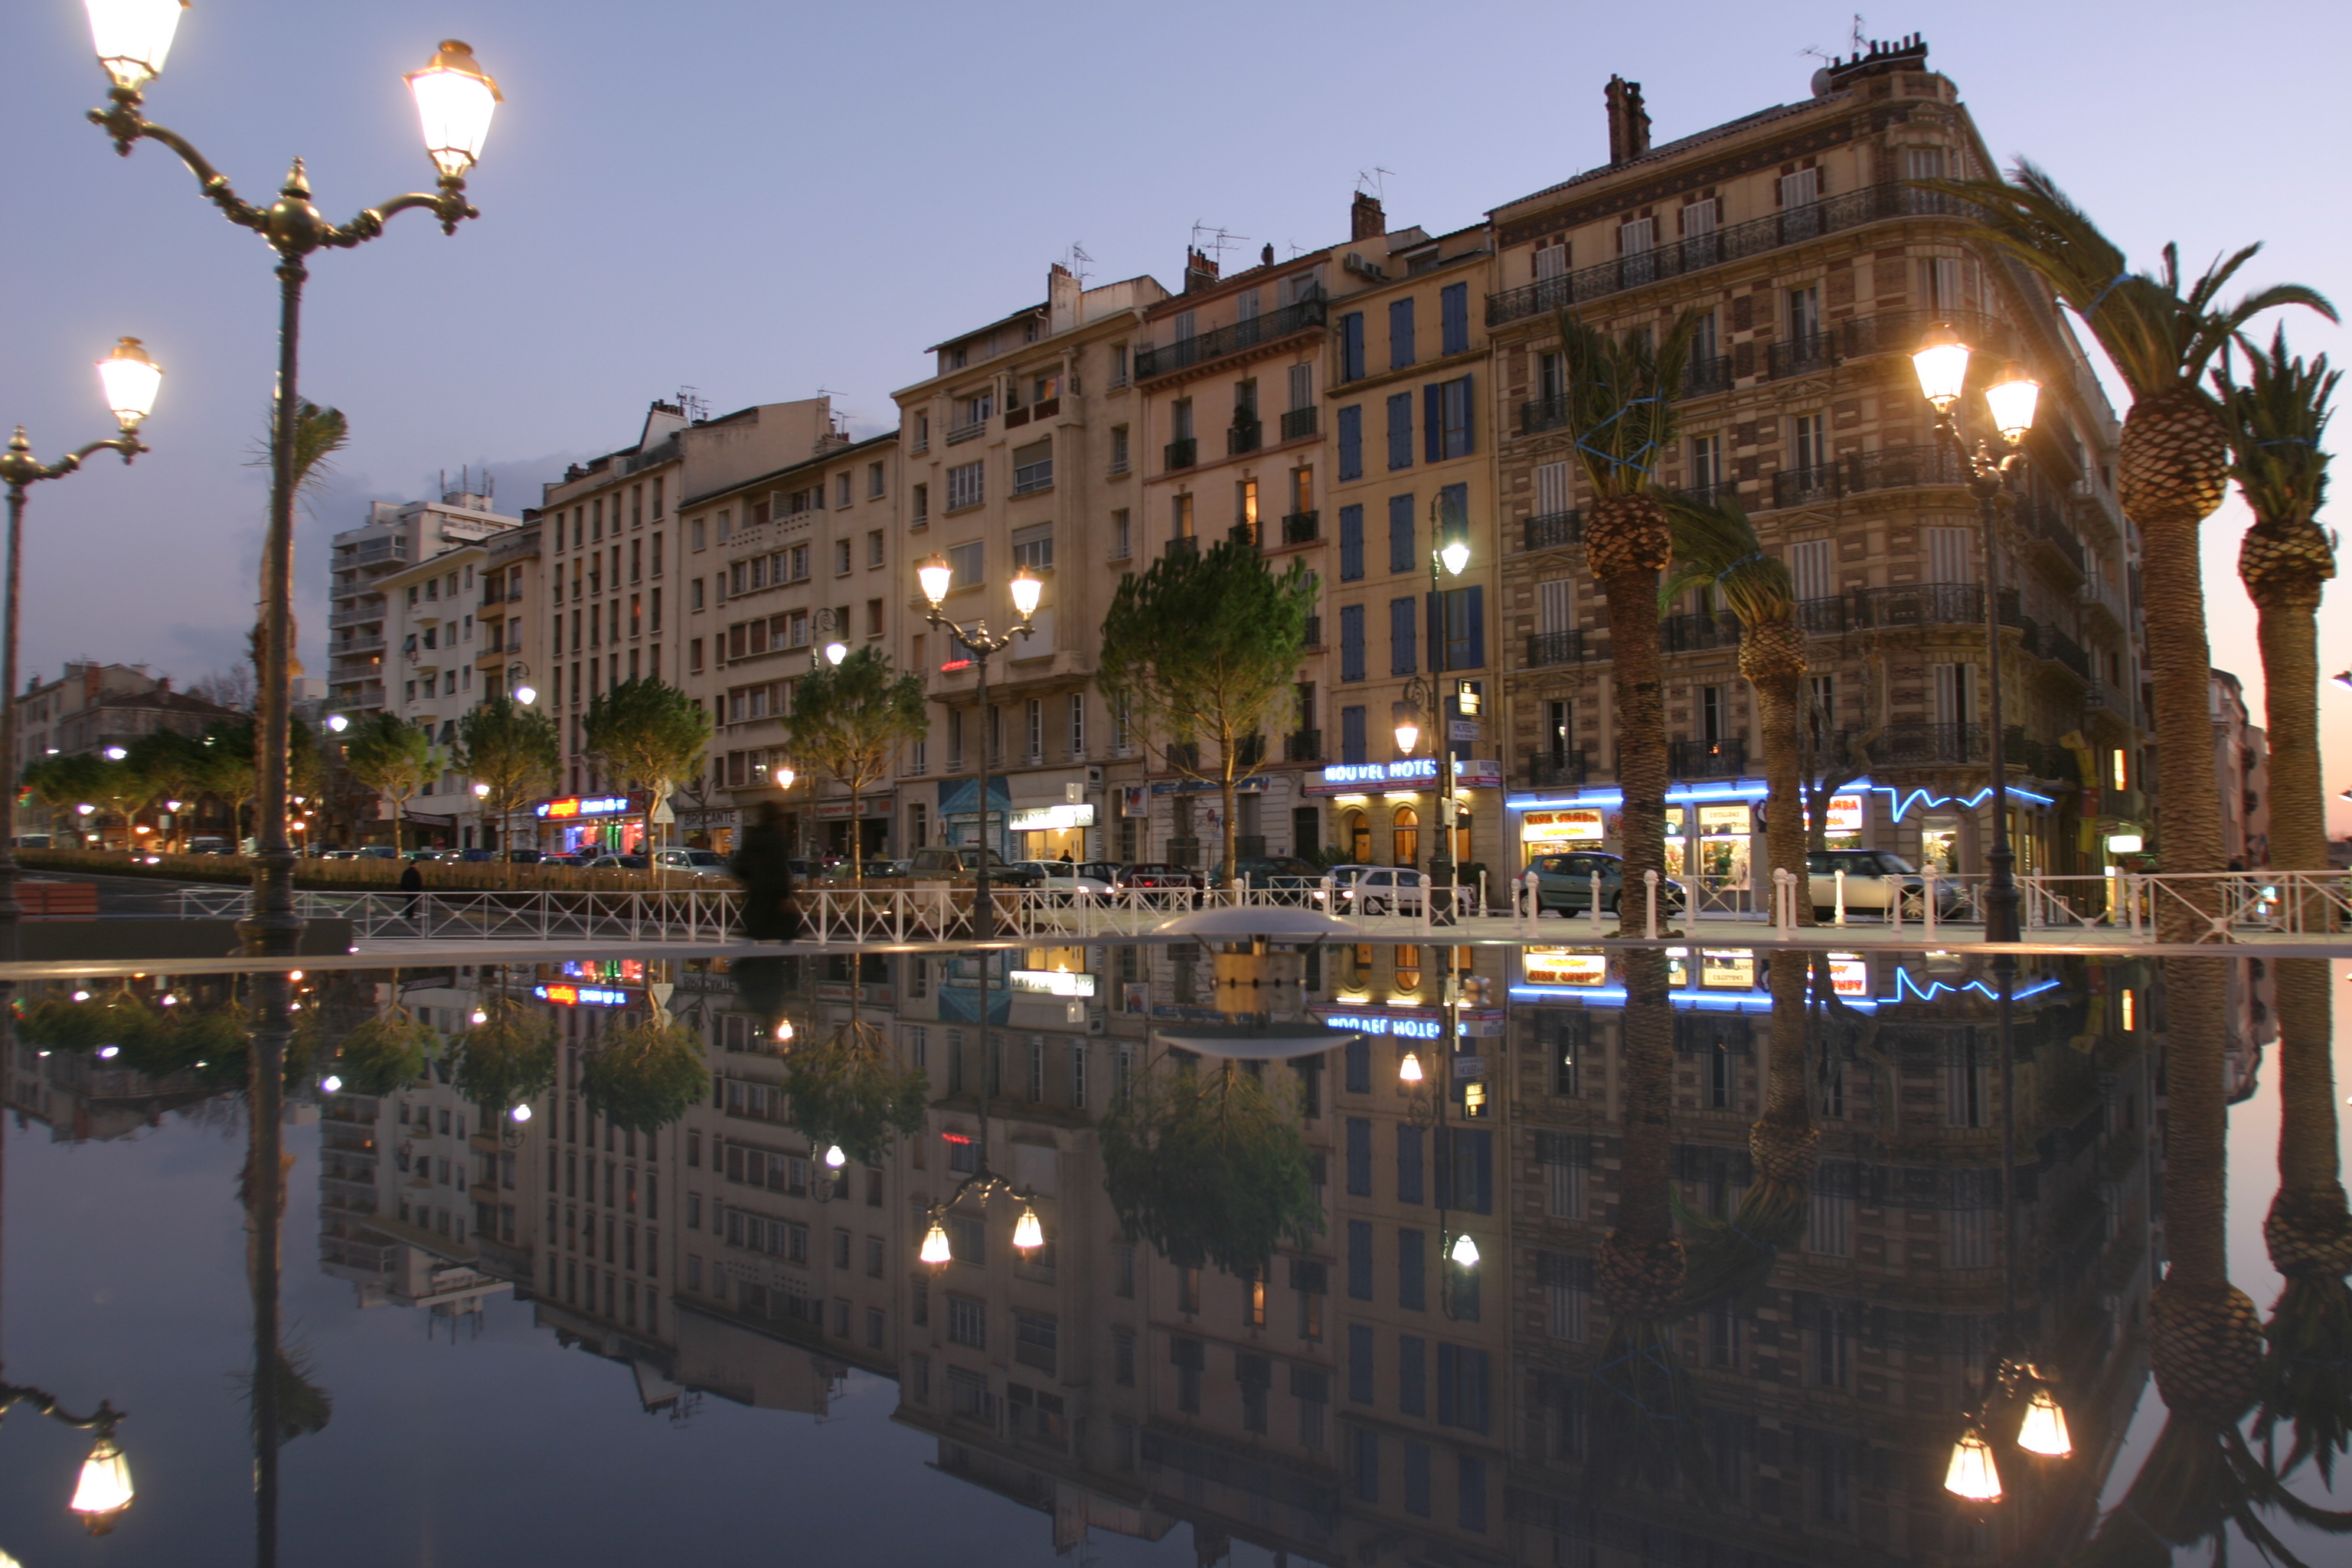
1393 945 1423 995
1344 809 1370 864
1391 806 1419 867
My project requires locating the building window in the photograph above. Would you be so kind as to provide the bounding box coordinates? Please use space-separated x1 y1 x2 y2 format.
1339 605 1366 682
946 462 983 512
1440 283 1469 355
1111 508 1130 560
1011 523 1053 572
1110 425 1130 475
1340 312 1365 381
1386 393 1413 471
1337 404 1363 480
1389 297 1416 370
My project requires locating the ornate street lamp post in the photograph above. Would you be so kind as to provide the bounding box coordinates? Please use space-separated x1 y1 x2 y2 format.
916 555 1043 939
1914 323 2040 944
0 339 163 956
1426 498 1470 923
80 5 501 956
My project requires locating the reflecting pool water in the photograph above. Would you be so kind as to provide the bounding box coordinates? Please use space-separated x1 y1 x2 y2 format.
2 944 2347 1566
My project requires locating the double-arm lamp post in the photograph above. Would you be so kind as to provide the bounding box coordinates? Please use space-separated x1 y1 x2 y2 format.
80 1 501 956
1912 324 2040 944
0 341 164 953
915 556 1044 939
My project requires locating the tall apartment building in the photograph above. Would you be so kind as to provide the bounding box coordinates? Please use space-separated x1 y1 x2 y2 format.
326 487 524 717
681 426 902 858
540 398 844 838
890 266 1173 865
1486 41 2144 890
381 537 511 849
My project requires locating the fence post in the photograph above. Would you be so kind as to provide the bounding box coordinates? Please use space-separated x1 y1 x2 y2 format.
1890 875 1903 935
1833 869 1846 926
2126 874 2141 939
1922 866 1939 941
1777 869 1796 939
1644 870 1660 940
1589 872 1603 936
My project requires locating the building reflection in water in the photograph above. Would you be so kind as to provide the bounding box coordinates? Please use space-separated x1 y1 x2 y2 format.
7 942 2343 1564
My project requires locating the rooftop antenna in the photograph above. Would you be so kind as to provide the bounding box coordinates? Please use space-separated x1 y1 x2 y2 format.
1067 241 1095 287
1850 13 1868 53
1189 223 1250 269
676 386 710 423
1355 166 1393 201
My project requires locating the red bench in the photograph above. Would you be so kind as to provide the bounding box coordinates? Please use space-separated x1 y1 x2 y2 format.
20 881 100 920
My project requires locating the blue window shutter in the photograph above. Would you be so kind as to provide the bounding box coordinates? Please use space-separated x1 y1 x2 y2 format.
1398 1335 1427 1416
1386 393 1413 471
1344 1036 1369 1092
1348 1324 1375 1403
1340 606 1366 682
1459 1455 1488 1530
1353 1429 1380 1501
1390 298 1416 369
1436 1343 1458 1426
1338 504 1364 580
1390 598 1417 676
1341 313 1365 381
1341 704 1367 763
1338 405 1363 481
1470 1128 1494 1214
1397 1227 1426 1310
1403 1441 1432 1515
1424 384 1442 464
1347 1218 1374 1298
1441 283 1469 354
1465 586 1485 670
1457 372 1475 456
1388 495 1414 573
1396 1125 1424 1204
1346 1116 1372 1194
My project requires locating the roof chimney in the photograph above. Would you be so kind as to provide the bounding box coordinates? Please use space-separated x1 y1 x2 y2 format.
1351 191 1387 242
1605 75 1651 165
1184 247 1221 294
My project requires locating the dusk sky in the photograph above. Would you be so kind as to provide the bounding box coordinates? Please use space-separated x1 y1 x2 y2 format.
2 1 2346 818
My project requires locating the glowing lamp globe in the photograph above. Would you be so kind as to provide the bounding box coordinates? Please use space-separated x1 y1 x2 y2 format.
823 1144 846 1169
84 0 185 90
510 1103 532 1123
1009 567 1044 619
916 554 953 607
823 642 847 667
325 714 348 733
320 1075 344 1095
1397 1050 1425 1085
919 1219 953 1266
2016 1387 2072 1458
513 684 537 706
1912 322 1973 413
1449 1233 1480 1268
70 1434 134 1533
1943 1429 2002 1503
1439 537 1470 577
1983 362 2042 445
406 41 501 180
95 338 163 431
1393 718 1419 756
1013 1206 1045 1252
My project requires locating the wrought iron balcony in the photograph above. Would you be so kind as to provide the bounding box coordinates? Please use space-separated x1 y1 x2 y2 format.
1525 752 1589 788
946 417 987 446
1768 446 1968 509
1279 407 1318 441
1281 510 1319 546
1767 333 1834 380
1522 510 1583 551
1683 354 1736 397
1661 610 1742 655
1772 465 1836 508
1165 535 1198 560
2043 629 2092 681
1669 737 1747 778
1135 295 1328 380
1798 583 1984 635
1526 629 1586 668
1227 418 1263 456
1875 721 1988 766
1522 394 1569 435
1284 729 1323 762
1486 183 1981 326
2017 498 2086 578
1165 438 1197 471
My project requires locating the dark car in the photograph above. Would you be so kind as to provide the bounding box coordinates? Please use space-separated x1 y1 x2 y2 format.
458 848 498 863
1210 856 1324 897
586 854 648 870
1527 851 1687 917
539 853 589 868
1119 861 1204 890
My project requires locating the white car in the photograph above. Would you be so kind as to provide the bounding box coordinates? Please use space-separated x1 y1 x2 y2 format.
1807 849 1950 919
1012 861 1117 900
1328 864 1429 915
652 848 732 877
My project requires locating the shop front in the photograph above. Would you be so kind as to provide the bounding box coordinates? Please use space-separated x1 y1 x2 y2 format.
534 794 642 856
815 793 895 860
1307 757 1502 877
937 776 1012 861
678 804 738 854
1007 800 1096 863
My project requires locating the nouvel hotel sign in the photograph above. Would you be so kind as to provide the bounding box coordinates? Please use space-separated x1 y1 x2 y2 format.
535 795 635 820
1308 757 1502 795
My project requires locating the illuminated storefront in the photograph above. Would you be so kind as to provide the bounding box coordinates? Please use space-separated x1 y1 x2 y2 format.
1007 801 1095 863
534 794 641 855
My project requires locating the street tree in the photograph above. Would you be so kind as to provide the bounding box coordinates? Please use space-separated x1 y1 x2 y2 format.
456 695 561 880
1098 536 1314 877
126 729 204 850
780 648 924 882
341 713 438 854
582 678 713 864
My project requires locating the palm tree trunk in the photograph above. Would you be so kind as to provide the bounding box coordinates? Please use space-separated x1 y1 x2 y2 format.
1599 946 1684 1317
1748 659 1810 925
1599 567 1670 922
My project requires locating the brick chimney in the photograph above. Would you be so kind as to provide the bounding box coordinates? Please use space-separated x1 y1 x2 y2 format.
1351 191 1387 242
1605 75 1651 165
1184 247 1221 294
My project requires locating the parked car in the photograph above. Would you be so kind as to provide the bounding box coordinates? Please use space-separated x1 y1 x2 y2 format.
1524 851 1688 917
404 848 454 862
186 836 231 855
1117 861 1204 891
587 854 648 870
901 847 1042 887
1209 857 1325 899
1806 848 1948 920
504 848 544 864
538 853 589 868
355 844 400 860
650 848 732 877
1014 860 1117 900
1327 864 1432 916
15 833 53 850
318 848 364 860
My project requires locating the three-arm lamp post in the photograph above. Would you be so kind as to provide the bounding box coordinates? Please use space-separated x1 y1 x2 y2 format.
0 1381 135 1534
1396 985 1481 1313
1912 323 2040 945
810 607 849 671
81 1 501 956
915 555 1044 939
0 340 164 955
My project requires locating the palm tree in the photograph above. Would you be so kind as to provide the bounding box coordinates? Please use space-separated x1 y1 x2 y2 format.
1921 163 2334 920
1661 490 1808 921
2215 332 2352 1475
1923 162 2333 1420
1599 949 1684 1325
1553 309 1704 929
1677 950 1818 1308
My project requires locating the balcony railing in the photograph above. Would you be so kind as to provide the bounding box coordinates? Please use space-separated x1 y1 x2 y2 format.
1485 183 1980 327
1280 510 1319 545
1227 418 1263 456
1012 460 1054 496
1136 296 1327 380
1767 334 1834 380
1525 753 1589 789
1526 629 1586 668
1522 394 1569 435
1523 510 1583 551
1661 610 1742 655
1798 583 1984 635
1280 407 1318 441
1669 737 1747 778
1683 354 1735 397
2043 629 2092 681
946 417 987 446
1284 729 1323 762
2017 499 2085 577
1875 721 1989 766
1768 445 1969 509
1165 438 1197 471
1165 534 1199 560
328 603 384 630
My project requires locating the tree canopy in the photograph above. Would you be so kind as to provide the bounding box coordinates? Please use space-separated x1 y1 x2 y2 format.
341 713 438 853
782 648 924 874
458 696 561 869
583 678 712 856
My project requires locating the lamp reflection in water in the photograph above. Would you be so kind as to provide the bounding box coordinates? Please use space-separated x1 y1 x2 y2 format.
2016 1384 2073 1459
70 1433 136 1532
1944 1427 2004 1504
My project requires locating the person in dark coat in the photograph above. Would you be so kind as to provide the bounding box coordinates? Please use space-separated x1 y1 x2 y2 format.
398 858 425 922
730 801 802 941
